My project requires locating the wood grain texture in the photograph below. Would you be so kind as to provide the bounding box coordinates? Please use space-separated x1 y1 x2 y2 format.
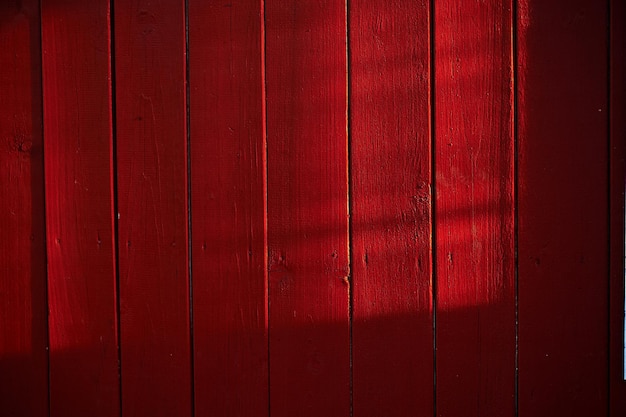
188 1 268 415
0 1 48 415
610 0 626 414
113 1 191 416
434 1 515 416
349 1 433 416
265 1 350 415
517 1 609 415
41 1 119 415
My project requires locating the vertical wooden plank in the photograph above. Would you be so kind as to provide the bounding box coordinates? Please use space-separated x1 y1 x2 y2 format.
0 1 48 415
265 1 350 415
611 0 626 415
434 1 515 416
349 1 433 416
114 1 191 416
41 0 119 415
188 1 268 415
517 1 609 415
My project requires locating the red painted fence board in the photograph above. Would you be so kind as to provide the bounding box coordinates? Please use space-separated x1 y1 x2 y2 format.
349 1 433 416
610 0 626 415
0 1 48 415
114 1 191 416
434 1 515 416
188 1 268 415
41 0 119 415
0 2 623 416
265 1 350 415
517 1 609 415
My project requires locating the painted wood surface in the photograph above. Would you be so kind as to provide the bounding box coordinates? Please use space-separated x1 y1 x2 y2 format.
349 1 433 416
188 1 268 415
41 1 119 415
113 1 191 416
610 0 626 414
265 1 350 415
517 1 609 416
0 1 48 415
434 1 515 416
0 2 623 416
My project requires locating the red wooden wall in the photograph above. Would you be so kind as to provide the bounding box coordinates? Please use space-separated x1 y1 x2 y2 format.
0 1 624 416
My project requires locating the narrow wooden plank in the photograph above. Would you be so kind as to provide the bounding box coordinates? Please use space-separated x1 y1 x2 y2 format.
611 0 626 414
41 0 119 415
517 1 609 415
265 1 350 415
349 1 433 416
188 1 268 415
434 1 515 416
0 1 49 415
114 1 191 416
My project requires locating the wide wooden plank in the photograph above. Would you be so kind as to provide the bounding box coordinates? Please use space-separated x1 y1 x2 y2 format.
611 0 626 415
434 1 515 416
265 1 350 415
114 1 191 416
517 1 609 415
0 1 49 415
349 1 433 416
188 1 268 415
41 0 119 415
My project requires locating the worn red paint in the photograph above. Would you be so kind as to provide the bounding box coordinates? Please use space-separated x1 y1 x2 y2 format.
0 1 48 415
0 2 623 416
434 1 516 416
265 1 350 416
41 1 120 415
189 0 268 415
114 1 191 415
350 0 434 415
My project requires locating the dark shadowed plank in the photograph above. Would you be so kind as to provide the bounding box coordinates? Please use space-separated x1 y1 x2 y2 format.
349 1 434 415
0 1 48 415
611 0 626 415
188 1 268 415
114 1 191 415
265 1 350 415
434 1 515 416
41 0 119 415
517 1 609 415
